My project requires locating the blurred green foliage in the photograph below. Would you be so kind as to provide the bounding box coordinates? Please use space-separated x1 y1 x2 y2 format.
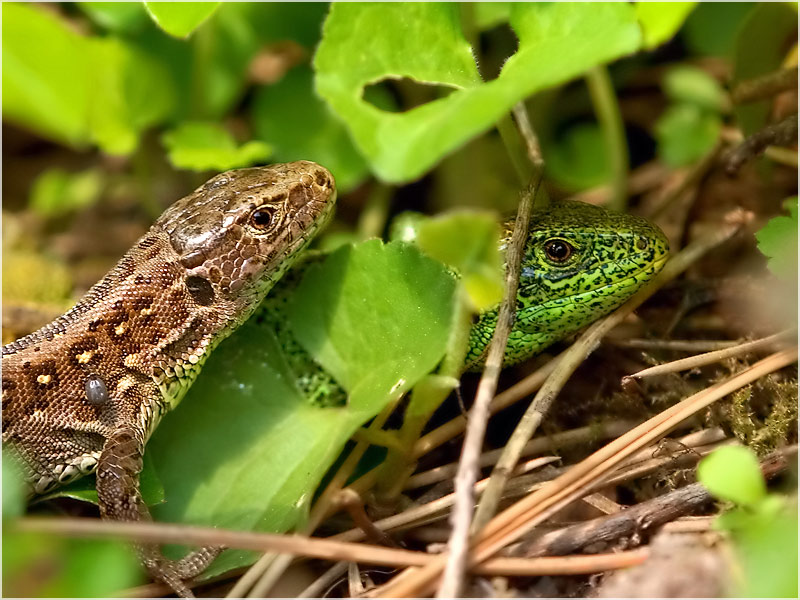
3 457 143 596
698 446 798 598
756 197 799 282
655 66 724 167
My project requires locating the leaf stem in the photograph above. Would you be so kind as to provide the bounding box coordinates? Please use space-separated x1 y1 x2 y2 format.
497 115 534 186
586 66 628 212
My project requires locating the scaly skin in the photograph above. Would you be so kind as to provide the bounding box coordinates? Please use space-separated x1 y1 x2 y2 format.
257 201 669 407
2 162 336 597
466 201 670 368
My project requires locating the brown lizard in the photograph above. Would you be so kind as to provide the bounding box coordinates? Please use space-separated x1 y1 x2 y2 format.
2 161 336 596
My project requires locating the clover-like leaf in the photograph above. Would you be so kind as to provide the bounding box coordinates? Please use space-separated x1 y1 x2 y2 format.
697 445 767 507
144 1 220 38
756 197 798 282
162 122 272 171
314 3 641 182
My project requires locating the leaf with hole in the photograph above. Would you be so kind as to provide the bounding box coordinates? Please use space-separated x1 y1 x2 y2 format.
314 3 642 182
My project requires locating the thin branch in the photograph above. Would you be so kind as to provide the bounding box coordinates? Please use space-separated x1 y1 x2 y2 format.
405 420 637 490
336 426 725 546
14 516 647 578
473 348 797 567
437 173 540 597
519 444 797 557
725 114 799 174
731 67 798 104
512 102 544 168
297 562 348 598
610 338 741 352
626 329 796 380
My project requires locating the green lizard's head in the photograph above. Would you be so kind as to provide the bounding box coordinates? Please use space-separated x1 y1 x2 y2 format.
468 201 669 368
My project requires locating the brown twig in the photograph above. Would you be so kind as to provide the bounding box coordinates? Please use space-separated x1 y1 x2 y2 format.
731 67 798 104
335 426 730 547
610 338 741 352
405 420 637 490
626 329 796 380
14 516 648 578
297 562 349 598
437 171 540 597
339 489 399 548
519 444 797 557
725 114 798 174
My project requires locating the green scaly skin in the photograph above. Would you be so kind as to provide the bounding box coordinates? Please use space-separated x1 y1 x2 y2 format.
466 201 670 368
258 201 669 405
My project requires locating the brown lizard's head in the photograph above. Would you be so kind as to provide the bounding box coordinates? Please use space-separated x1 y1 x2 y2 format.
159 161 336 316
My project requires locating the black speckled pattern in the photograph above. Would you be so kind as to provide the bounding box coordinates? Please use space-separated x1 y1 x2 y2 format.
465 201 669 369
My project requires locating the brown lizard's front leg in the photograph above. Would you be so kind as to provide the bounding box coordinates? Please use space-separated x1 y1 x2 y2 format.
97 428 222 597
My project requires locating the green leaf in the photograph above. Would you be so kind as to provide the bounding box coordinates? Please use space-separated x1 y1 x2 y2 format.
314 3 641 182
416 212 504 311
144 1 220 38
473 3 511 30
289 240 457 412
655 103 720 167
3 533 142 597
682 2 755 57
635 2 696 49
697 446 767 507
2 454 25 521
29 168 104 218
730 503 798 598
2 2 91 147
732 3 798 135
147 240 455 576
162 122 272 171
663 66 725 111
2 3 174 154
253 66 368 193
88 38 175 155
545 123 611 191
756 197 799 282
77 2 149 33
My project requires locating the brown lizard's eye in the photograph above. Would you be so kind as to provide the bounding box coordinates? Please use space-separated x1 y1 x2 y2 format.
250 206 277 230
543 239 574 263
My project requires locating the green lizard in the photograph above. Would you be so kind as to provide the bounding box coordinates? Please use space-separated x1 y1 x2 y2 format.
258 200 670 407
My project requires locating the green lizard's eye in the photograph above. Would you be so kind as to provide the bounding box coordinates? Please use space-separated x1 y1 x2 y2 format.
543 239 574 263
